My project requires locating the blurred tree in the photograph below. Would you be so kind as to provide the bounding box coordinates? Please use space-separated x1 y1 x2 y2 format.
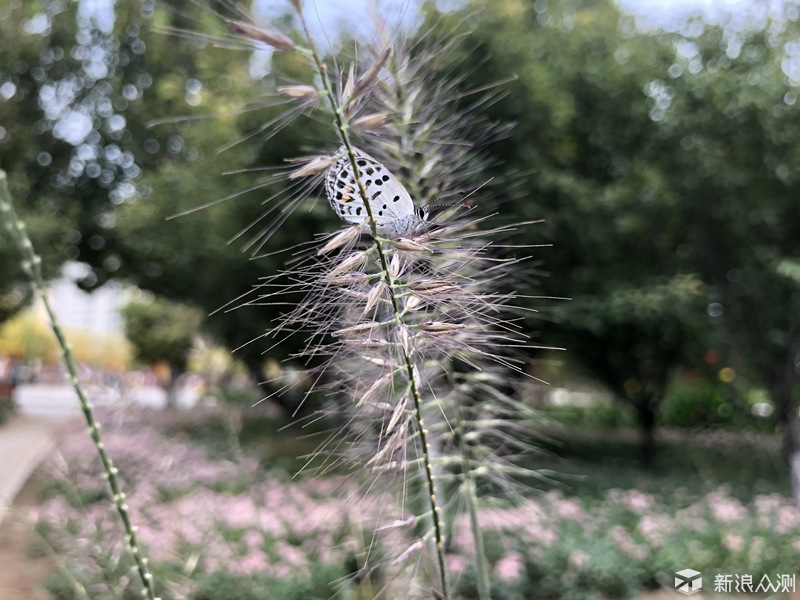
12 0 797 470
1 0 334 416
556 276 705 467
122 295 203 407
105 1 335 415
658 15 800 500
0 0 156 295
448 0 800 483
439 0 704 467
0 1 85 323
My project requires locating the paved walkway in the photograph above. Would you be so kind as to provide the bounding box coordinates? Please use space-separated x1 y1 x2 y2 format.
0 415 60 525
0 382 200 525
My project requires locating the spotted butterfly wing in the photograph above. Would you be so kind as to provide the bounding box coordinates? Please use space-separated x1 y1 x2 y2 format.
324 145 426 237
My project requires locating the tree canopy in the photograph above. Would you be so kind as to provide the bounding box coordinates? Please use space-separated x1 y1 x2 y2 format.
2 0 800 472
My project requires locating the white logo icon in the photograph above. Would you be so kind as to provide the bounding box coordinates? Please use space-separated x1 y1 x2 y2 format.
675 569 702 595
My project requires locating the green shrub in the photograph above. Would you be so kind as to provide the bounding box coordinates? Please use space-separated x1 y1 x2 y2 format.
660 378 776 431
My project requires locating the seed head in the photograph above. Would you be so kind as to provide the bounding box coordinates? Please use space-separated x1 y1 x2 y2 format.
389 253 401 279
391 237 433 253
392 540 423 566
333 321 381 337
318 225 361 255
409 280 460 296
362 282 387 316
404 296 421 311
419 322 467 336
322 271 367 286
290 155 336 180
376 516 416 531
351 112 394 132
386 397 407 433
351 47 392 100
355 372 393 407
341 63 356 105
329 251 367 276
278 85 318 100
226 20 295 51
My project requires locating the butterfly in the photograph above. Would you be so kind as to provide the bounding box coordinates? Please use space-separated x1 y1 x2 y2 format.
324 145 428 238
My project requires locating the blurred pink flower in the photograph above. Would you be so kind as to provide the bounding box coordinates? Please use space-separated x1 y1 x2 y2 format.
229 550 269 576
638 515 674 547
446 553 467 576
776 506 800 534
479 508 531 531
620 490 656 514
531 526 558 547
723 533 744 552
269 562 293 580
494 551 524 582
450 522 475 555
749 536 764 564
274 542 309 570
609 525 646 560
29 407 374 583
242 530 263 549
220 495 258 529
555 498 585 522
707 491 747 523
568 549 590 570
754 494 783 516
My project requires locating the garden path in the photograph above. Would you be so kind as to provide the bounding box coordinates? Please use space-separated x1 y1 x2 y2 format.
0 414 59 525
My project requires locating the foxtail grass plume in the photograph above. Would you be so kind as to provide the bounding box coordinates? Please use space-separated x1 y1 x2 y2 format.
193 2 545 597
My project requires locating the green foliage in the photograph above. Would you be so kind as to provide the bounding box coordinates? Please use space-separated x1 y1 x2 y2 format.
0 0 333 387
500 489 799 599
217 385 262 408
424 0 709 465
0 398 14 425
0 0 161 315
423 0 800 460
121 296 203 373
100 2 337 386
556 276 707 403
532 425 786 501
660 378 734 428
190 568 349 600
3 0 800 438
0 1 77 323
654 19 800 414
457 425 791 599
540 403 636 429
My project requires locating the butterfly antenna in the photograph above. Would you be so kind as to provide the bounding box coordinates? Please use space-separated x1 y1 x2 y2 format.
431 190 467 206
427 177 494 210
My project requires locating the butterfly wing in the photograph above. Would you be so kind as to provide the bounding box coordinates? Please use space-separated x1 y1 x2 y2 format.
324 150 367 225
325 146 422 236
325 147 415 218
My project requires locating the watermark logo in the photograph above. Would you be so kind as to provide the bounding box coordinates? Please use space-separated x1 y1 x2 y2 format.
714 573 795 593
675 569 703 595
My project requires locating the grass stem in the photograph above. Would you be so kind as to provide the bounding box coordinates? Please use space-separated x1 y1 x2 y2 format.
0 169 159 600
292 11 450 596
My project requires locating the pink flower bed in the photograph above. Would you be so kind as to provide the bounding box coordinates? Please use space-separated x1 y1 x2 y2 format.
28 408 800 592
447 487 800 584
29 410 376 579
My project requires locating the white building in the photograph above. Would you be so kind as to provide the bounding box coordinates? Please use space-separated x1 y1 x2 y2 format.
40 262 129 336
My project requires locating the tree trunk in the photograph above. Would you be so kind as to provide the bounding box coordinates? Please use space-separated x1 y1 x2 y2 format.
787 416 800 507
635 398 657 471
165 372 179 409
772 352 800 505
